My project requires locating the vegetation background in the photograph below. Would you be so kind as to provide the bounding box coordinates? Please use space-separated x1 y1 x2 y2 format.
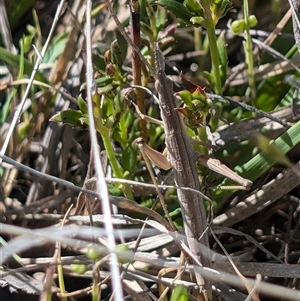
0 0 300 300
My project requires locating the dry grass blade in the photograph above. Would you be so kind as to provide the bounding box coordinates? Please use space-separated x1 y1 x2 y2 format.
83 1 123 298
214 161 300 226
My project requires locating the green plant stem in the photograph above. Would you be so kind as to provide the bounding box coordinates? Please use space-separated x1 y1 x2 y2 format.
57 264 67 301
206 26 222 95
99 125 134 200
197 125 208 155
147 3 158 67
243 0 256 102
194 27 205 72
92 274 100 301
201 0 222 95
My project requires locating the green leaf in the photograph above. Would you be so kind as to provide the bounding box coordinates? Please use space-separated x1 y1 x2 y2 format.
216 33 228 86
0 47 48 83
100 93 115 121
0 39 25 124
190 16 207 27
26 24 36 35
115 30 128 66
177 90 193 108
118 109 134 146
121 144 138 173
93 52 106 72
203 70 214 88
156 4 168 30
254 133 293 168
80 76 114 91
77 95 88 114
212 0 232 21
7 0 36 29
256 75 290 111
173 217 183 230
20 24 37 53
108 184 123 196
114 90 123 116
221 120 300 187
97 84 114 95
155 0 194 25
279 81 300 108
43 32 68 63
22 34 34 53
50 110 88 129
140 22 155 39
111 40 124 70
185 0 203 15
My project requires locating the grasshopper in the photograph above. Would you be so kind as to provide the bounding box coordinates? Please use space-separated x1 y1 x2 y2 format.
150 44 212 299
136 50 252 191
134 44 254 300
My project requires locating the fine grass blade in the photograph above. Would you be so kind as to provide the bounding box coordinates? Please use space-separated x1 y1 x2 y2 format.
0 46 48 83
220 120 300 188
